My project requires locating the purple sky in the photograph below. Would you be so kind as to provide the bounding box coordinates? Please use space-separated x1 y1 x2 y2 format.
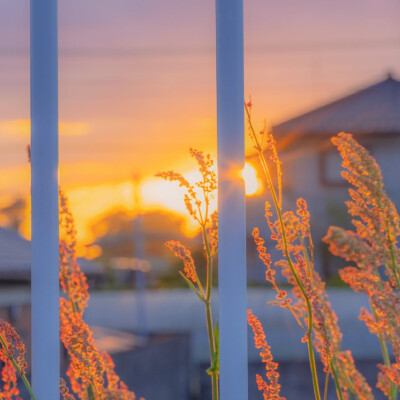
1 0 400 195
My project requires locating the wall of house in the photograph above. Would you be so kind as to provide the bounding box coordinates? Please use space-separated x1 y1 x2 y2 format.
369 136 400 202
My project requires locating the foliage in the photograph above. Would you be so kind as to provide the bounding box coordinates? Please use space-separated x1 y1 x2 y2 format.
157 248 218 289
0 191 141 400
2 115 400 400
246 103 374 400
248 310 285 400
0 319 32 399
59 190 139 400
324 132 400 400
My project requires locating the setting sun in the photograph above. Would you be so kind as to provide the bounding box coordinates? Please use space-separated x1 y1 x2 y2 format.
18 159 264 252
242 163 263 196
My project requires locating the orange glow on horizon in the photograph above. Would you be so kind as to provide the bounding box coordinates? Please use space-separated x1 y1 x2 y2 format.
0 119 90 137
18 160 262 255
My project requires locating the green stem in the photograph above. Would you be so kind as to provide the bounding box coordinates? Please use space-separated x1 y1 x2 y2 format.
372 305 397 400
67 291 103 400
323 367 330 400
211 370 219 400
183 178 218 399
370 270 398 400
0 335 36 400
300 236 313 279
330 360 344 400
88 383 96 400
20 373 37 400
205 302 216 362
205 301 218 400
307 329 321 400
385 219 400 292
202 223 218 400
202 226 213 302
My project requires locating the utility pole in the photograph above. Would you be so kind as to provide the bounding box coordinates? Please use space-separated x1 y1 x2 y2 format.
133 174 148 340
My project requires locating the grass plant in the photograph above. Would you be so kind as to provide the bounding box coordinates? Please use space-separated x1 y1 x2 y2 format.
1 115 400 400
0 190 141 400
324 133 400 400
157 150 219 400
245 103 374 400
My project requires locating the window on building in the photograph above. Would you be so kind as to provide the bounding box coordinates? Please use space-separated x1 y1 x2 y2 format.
319 149 347 187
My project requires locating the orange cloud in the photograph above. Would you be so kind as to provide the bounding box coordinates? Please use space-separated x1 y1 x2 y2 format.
0 119 90 137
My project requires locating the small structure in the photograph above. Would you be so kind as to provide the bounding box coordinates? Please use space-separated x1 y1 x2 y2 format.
247 74 400 278
92 210 198 286
0 226 102 285
0 227 31 282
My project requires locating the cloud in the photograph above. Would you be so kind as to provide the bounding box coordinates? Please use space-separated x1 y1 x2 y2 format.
0 119 90 137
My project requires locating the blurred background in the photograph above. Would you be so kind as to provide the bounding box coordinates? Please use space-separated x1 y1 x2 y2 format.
1 0 400 398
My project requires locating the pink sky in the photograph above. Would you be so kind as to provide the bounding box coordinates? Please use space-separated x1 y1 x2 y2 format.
1 0 400 244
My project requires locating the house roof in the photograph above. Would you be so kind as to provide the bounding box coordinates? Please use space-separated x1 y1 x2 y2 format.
272 75 400 138
0 226 101 280
0 227 30 275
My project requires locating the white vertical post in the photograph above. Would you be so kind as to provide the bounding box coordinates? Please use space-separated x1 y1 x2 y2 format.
216 1 247 400
133 213 148 339
133 176 147 340
30 0 60 399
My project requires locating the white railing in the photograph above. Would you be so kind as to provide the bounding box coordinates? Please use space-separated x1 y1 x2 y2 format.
30 0 60 399
30 1 247 399
216 1 248 400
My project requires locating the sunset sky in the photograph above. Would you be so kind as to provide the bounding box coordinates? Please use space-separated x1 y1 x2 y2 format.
1 0 400 246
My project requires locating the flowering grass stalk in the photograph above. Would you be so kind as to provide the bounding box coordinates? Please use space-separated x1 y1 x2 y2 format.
0 150 138 399
245 103 322 400
0 320 35 400
245 105 372 400
248 309 285 400
157 149 219 400
59 190 138 400
324 132 400 400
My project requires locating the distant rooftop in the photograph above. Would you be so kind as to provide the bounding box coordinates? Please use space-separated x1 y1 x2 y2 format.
0 226 101 280
273 74 400 138
0 227 30 277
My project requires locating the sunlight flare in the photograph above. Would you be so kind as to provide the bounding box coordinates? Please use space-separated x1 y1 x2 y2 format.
242 162 263 196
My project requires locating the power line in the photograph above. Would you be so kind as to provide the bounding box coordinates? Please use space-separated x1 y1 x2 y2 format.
1 38 400 58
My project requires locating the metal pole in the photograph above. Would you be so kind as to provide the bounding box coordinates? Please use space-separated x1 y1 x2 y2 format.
133 175 147 340
133 213 147 339
30 0 60 398
215 1 248 400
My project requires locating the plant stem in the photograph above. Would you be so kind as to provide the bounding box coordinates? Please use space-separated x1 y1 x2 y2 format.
211 364 219 400
263 153 322 400
379 338 398 400
371 304 398 400
306 327 321 400
323 367 330 400
330 360 344 400
385 219 400 292
88 383 97 400
67 289 103 400
0 334 37 400
20 373 37 400
300 236 313 279
205 300 218 399
201 220 219 400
